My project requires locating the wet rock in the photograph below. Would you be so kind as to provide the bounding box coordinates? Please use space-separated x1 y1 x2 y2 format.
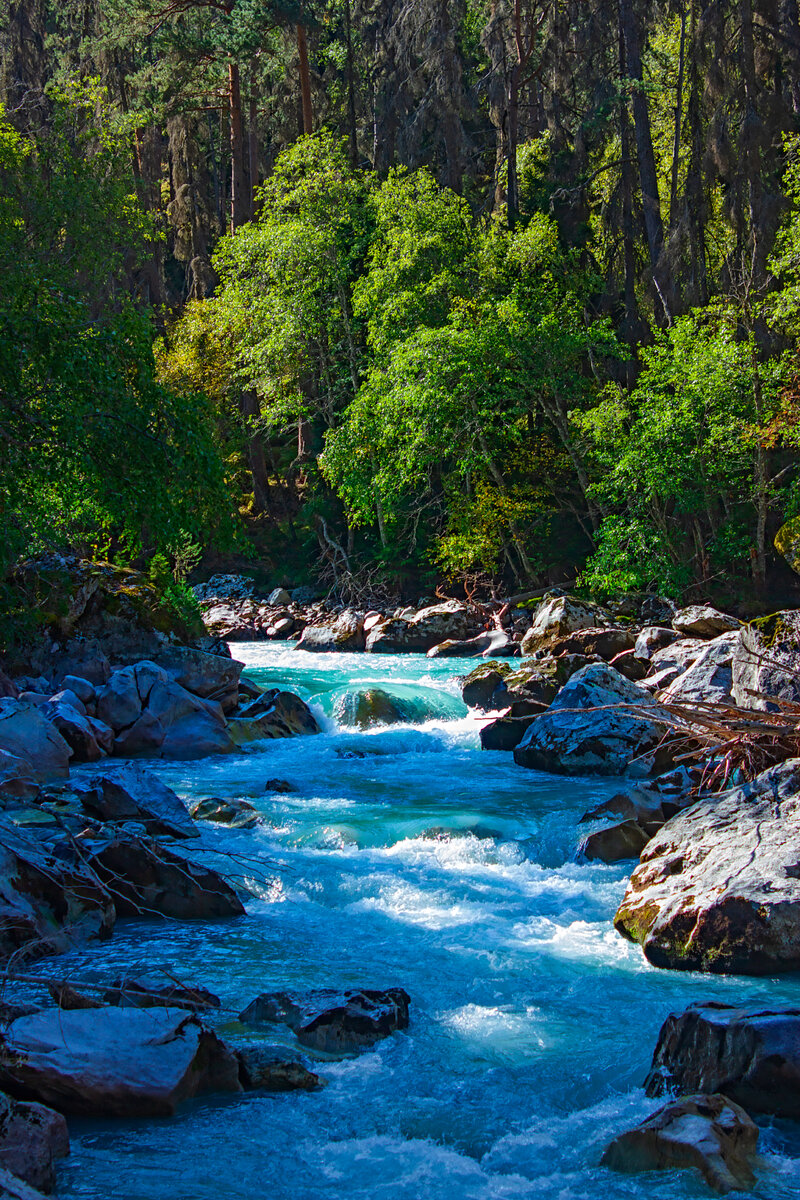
190 796 260 829
672 606 742 638
264 779 295 794
601 1093 757 1194
513 664 672 777
578 820 650 863
520 596 610 655
427 631 516 658
103 977 221 1012
614 760 800 973
85 835 245 919
228 691 319 744
296 610 365 652
480 716 534 751
0 1091 69 1193
634 626 680 662
0 704 71 782
732 611 800 711
0 753 40 805
239 987 411 1053
0 1007 241 1117
236 1046 325 1091
47 984 102 1011
660 632 738 705
74 764 197 839
645 1002 800 1119
0 821 114 963
460 662 514 710
339 688 406 729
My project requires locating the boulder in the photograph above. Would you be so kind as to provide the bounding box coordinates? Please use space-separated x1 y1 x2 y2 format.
0 753 40 805
228 691 319 744
264 778 295 794
37 701 105 763
239 987 411 1053
673 605 742 638
150 646 243 708
648 637 708 675
461 663 514 710
601 1093 757 1194
0 674 19 701
103 977 220 1012
190 796 260 828
520 596 609 655
513 664 673 777
338 688 406 729
267 588 291 606
193 574 255 603
0 703 71 782
0 1092 69 1193
0 821 114 962
427 631 516 658
236 1046 325 1091
73 764 197 839
614 760 800 973
296 610 365 652
138 679 233 760
0 1007 241 1117
267 617 295 640
366 601 476 654
544 627 635 661
732 611 800 711
60 676 95 706
634 626 679 662
480 716 536 751
85 835 245 919
645 1003 800 1117
577 820 650 863
659 632 738 705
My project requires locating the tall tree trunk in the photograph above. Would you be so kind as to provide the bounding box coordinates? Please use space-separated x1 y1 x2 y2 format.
248 93 258 218
228 61 245 232
685 0 707 304
344 0 358 166
240 390 270 515
781 0 800 114
669 3 687 229
297 23 313 134
619 0 664 277
740 0 766 285
618 17 640 355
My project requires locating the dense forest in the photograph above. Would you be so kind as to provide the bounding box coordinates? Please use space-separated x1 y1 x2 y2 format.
5 0 800 620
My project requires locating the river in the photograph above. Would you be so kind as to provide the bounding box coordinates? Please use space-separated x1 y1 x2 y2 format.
43 645 800 1199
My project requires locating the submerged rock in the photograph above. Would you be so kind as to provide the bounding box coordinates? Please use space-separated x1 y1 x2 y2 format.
513 664 672 777
645 1002 800 1118
0 1091 69 1193
614 760 800 973
239 987 411 1053
103 977 221 1012
190 796 261 829
601 1093 757 1194
0 1007 241 1117
236 1046 325 1091
578 820 650 863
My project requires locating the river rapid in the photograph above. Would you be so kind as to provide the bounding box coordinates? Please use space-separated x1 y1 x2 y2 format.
44 645 800 1199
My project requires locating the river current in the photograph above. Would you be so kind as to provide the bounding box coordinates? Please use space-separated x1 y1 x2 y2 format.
42 645 800 1198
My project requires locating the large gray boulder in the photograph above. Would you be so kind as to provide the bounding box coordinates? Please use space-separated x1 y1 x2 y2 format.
366 602 476 653
634 626 679 662
645 1002 800 1118
73 764 197 838
614 760 800 973
673 606 742 638
0 752 40 804
85 834 245 919
150 645 242 708
296 610 365 652
601 1093 757 1194
37 701 107 764
239 987 411 1053
513 663 672 776
0 1092 69 1193
228 691 320 745
0 1007 241 1117
520 595 609 655
732 611 800 710
0 703 71 782
659 631 738 705
0 820 114 963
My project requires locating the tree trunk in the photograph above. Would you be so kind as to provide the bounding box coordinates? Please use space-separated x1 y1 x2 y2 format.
248 94 258 218
619 0 664 275
618 17 641 354
228 61 245 232
507 63 521 226
686 0 707 304
669 3 687 229
781 0 800 114
240 390 270 515
344 0 358 166
297 23 313 134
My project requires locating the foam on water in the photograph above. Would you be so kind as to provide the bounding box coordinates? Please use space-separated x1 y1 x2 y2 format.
40 644 800 1198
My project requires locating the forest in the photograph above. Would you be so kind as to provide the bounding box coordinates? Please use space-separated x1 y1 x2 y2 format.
4 0 800 618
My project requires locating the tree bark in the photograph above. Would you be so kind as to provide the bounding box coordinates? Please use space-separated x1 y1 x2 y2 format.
248 93 258 218
669 3 687 229
344 0 358 166
297 23 313 134
228 61 245 232
240 390 270 515
619 0 664 275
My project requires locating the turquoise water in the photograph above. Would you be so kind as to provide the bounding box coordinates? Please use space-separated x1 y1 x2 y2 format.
43 646 800 1198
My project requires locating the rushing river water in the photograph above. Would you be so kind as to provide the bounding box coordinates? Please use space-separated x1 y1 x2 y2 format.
41 645 800 1199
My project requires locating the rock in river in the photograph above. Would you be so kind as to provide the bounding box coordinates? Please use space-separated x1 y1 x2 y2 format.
513 663 672 777
0 1007 241 1117
601 1093 757 1194
0 1091 69 1193
614 760 800 973
73 763 197 839
239 987 411 1053
645 1002 800 1119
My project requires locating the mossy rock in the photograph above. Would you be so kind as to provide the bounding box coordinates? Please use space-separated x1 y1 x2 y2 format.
774 518 800 575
